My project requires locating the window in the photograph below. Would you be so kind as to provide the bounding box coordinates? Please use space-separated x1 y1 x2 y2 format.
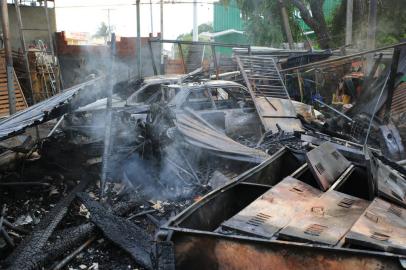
182 88 214 110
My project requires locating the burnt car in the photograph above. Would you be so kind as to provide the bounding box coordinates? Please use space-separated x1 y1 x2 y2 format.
128 80 261 140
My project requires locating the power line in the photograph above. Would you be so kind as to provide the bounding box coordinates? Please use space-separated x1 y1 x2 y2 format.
55 1 216 9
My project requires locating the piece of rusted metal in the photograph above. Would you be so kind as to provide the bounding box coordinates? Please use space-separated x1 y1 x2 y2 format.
156 144 406 270
346 197 406 255
221 176 322 239
306 142 351 191
166 232 405 270
279 190 369 246
368 152 406 208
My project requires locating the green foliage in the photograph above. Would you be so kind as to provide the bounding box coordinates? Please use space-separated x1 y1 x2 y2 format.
222 0 303 46
330 0 406 48
174 23 213 59
94 22 109 38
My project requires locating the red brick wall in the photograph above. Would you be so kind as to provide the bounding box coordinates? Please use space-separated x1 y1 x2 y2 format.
56 31 161 58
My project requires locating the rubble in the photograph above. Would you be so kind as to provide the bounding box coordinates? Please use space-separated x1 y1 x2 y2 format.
1 42 406 270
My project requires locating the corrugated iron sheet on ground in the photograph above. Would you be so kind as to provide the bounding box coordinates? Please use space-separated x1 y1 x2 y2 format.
0 77 102 140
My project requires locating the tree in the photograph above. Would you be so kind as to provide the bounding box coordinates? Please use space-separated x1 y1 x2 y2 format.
331 0 406 48
94 22 110 44
288 0 332 48
174 23 213 58
222 0 332 49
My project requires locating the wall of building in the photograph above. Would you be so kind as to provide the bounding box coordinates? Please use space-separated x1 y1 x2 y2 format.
56 32 161 87
213 0 245 32
0 4 56 51
213 0 249 55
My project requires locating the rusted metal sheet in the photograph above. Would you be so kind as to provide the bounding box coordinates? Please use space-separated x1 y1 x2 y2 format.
346 198 406 255
221 176 322 238
306 142 352 191
169 233 404 270
255 97 303 133
369 153 406 208
391 82 406 116
279 190 369 246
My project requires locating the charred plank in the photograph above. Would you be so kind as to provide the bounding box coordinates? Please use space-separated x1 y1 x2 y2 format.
76 192 153 269
5 175 90 270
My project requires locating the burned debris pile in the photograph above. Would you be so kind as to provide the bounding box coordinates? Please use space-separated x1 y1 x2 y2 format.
1 43 406 270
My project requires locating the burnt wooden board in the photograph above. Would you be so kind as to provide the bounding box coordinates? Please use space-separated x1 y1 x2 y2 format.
220 176 322 239
369 154 406 208
306 142 351 191
346 198 406 255
279 190 369 246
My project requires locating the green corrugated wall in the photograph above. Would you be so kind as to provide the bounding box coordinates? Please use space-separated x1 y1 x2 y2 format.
213 0 248 55
213 0 245 32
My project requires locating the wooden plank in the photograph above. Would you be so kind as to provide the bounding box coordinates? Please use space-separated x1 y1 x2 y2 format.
279 190 369 246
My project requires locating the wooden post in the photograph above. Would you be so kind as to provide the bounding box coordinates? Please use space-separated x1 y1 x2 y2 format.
279 0 294 49
211 45 219 79
177 43 187 74
148 40 158 75
136 0 142 79
160 0 164 74
345 0 353 46
367 0 377 50
1 0 16 115
366 0 378 72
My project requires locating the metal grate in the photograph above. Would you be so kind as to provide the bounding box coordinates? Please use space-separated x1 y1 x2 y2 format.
246 213 272 227
370 232 390 241
364 211 379 223
338 198 355 208
388 205 402 218
314 163 326 175
304 224 328 236
290 186 304 194
331 151 340 160
235 55 290 99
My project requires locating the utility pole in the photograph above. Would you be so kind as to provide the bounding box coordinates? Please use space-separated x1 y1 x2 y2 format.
278 0 294 49
192 0 198 41
103 9 115 41
136 0 142 79
160 0 164 74
1 0 16 115
345 0 353 46
150 0 154 34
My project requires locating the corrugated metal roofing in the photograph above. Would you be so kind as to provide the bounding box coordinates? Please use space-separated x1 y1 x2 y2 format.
0 77 103 140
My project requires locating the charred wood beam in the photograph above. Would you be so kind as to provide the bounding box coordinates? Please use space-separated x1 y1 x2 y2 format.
18 197 141 269
52 236 97 270
5 175 91 270
77 192 153 269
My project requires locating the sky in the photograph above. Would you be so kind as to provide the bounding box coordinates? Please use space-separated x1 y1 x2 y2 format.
55 0 214 41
